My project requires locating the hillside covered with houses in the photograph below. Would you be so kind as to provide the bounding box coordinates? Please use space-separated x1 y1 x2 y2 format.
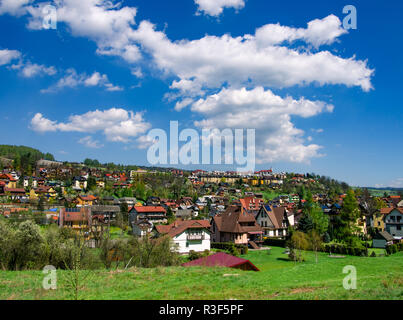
1 145 402 264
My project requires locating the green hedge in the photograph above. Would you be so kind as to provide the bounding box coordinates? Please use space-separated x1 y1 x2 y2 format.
263 238 286 248
386 243 403 255
322 243 368 257
211 242 248 255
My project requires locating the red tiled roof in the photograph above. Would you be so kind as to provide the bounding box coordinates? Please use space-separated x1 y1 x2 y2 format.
79 195 97 201
4 188 26 194
239 197 264 211
182 252 259 271
62 209 89 222
0 174 16 181
380 207 403 214
132 206 166 213
380 207 394 214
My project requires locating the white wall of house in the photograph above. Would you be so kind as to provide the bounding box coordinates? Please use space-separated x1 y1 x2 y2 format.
173 229 211 254
263 229 286 237
132 225 151 237
288 214 295 226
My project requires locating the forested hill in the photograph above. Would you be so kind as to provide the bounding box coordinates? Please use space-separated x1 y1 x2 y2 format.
0 145 55 165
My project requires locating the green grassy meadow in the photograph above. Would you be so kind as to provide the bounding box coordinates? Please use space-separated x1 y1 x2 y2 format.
1 247 402 300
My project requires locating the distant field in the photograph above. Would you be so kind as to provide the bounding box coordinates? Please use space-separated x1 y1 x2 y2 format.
1 247 402 300
357 188 401 197
261 190 283 201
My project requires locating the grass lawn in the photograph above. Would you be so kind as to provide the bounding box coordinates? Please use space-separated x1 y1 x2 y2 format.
1 247 402 300
109 226 130 239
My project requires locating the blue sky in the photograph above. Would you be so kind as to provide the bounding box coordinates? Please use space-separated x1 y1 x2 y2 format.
0 0 402 188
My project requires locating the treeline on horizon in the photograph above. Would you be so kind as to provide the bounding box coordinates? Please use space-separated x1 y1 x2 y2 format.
0 145 55 173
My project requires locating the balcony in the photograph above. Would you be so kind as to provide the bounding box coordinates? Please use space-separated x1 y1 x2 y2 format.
187 234 205 241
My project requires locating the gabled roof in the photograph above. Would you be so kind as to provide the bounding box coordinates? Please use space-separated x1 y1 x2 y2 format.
239 197 264 212
156 220 210 238
380 207 403 215
257 205 286 229
182 252 259 271
213 205 262 234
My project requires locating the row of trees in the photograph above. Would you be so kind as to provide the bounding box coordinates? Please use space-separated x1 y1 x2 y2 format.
0 217 180 271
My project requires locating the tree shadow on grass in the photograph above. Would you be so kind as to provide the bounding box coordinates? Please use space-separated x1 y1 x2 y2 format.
276 258 291 262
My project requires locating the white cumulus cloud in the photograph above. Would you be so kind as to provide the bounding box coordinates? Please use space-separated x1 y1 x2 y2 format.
78 136 104 149
131 17 373 97
30 108 151 143
191 87 333 163
0 0 31 16
194 0 245 17
26 0 140 63
11 61 57 78
42 69 123 93
0 49 21 66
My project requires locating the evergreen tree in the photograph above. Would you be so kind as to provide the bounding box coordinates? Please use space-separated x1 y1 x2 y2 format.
337 189 360 239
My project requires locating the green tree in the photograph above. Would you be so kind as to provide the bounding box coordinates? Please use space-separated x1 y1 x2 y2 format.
308 230 322 263
86 176 97 191
288 231 309 263
310 205 329 236
14 221 44 270
337 189 360 240
299 191 329 235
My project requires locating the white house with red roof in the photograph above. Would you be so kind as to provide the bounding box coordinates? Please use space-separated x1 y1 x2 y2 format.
155 220 211 254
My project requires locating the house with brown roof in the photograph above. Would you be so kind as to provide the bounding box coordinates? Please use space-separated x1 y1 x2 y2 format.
59 207 91 230
155 219 211 254
4 188 27 201
75 194 98 207
255 205 290 239
211 205 263 247
29 186 57 201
